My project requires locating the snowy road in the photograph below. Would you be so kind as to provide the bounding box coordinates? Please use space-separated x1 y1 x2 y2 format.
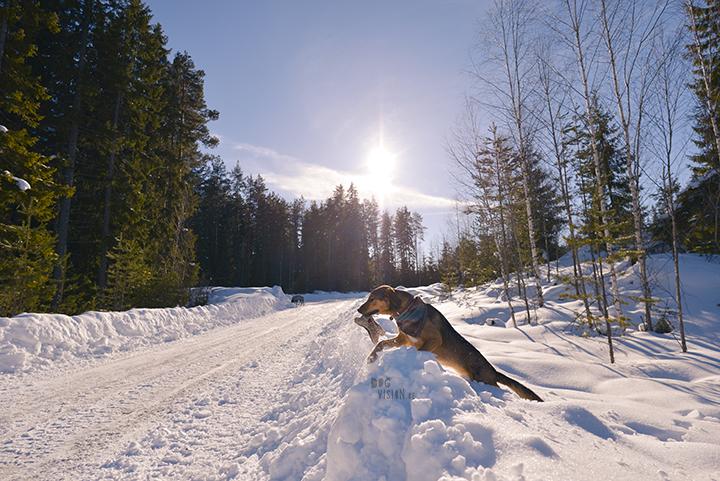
0 295 368 480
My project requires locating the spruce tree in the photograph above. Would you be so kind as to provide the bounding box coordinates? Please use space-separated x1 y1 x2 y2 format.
378 210 395 286
570 96 633 244
191 155 231 285
0 0 65 316
683 0 720 254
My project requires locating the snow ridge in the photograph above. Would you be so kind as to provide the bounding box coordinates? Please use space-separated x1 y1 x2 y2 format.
0 286 288 373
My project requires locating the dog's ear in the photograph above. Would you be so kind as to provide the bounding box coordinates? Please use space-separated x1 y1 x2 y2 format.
384 287 403 312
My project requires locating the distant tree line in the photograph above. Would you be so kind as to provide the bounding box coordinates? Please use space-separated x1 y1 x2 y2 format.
0 0 436 317
443 0 719 358
191 157 433 293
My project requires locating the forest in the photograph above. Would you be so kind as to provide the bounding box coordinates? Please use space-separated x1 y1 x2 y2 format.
1 0 719 329
0 0 432 316
446 0 719 347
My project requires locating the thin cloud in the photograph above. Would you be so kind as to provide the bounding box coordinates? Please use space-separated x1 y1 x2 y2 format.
217 138 456 210
233 143 297 163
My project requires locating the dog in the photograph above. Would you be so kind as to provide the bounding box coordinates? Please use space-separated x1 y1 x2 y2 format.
291 295 305 306
357 285 543 402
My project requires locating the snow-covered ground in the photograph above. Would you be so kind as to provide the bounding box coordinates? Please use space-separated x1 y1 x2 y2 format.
1 254 719 480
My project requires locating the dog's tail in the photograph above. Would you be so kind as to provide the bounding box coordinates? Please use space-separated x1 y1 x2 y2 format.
495 372 543 402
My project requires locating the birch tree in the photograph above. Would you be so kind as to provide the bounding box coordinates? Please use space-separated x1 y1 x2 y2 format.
473 0 545 308
535 46 593 321
595 0 671 331
543 0 621 362
649 21 692 350
447 105 518 327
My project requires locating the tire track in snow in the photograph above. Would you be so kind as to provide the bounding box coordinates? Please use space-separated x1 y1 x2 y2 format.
0 297 370 480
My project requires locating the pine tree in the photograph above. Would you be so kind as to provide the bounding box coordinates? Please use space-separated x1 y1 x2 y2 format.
570 96 634 244
191 155 231 285
344 184 368 291
0 0 66 316
95 0 171 300
140 51 217 304
565 98 632 344
378 210 395 286
362 197 380 286
394 206 415 286
683 0 720 254
301 201 327 291
51 0 94 307
227 162 250 287
476 126 518 327
287 197 305 292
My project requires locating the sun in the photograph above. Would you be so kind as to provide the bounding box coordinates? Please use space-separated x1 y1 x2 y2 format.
366 147 395 176
362 146 395 206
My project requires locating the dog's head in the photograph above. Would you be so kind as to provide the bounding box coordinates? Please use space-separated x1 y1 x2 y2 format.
358 285 404 316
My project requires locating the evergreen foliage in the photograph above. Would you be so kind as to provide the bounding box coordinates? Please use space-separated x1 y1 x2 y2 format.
670 0 720 254
566 96 634 251
0 0 66 316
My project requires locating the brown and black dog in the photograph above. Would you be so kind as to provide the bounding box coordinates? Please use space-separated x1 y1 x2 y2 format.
357 285 543 402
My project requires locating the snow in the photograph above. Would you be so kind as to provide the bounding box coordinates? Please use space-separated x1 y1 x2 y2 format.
2 170 31 191
1 254 720 480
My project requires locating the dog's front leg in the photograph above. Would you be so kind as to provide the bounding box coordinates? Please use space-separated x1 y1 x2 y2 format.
416 336 442 354
366 335 408 363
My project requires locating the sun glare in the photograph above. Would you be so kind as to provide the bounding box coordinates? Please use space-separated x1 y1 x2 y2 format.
363 146 395 206
367 147 395 175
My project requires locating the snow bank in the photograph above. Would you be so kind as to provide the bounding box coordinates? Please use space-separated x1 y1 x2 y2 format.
0 286 289 373
327 342 720 481
326 347 497 481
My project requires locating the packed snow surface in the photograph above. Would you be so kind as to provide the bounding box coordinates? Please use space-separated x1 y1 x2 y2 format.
1 254 719 480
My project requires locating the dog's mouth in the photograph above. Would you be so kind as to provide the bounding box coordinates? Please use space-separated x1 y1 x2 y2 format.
358 308 379 316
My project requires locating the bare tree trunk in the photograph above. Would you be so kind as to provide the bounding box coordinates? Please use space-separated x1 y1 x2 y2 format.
480 197 518 329
52 0 94 307
519 154 546 307
536 54 593 319
564 0 623 328
653 23 689 351
509 207 533 323
495 229 518 328
492 128 520 328
478 0 545 308
597 0 667 331
596 242 615 363
543 215 551 283
667 169 687 351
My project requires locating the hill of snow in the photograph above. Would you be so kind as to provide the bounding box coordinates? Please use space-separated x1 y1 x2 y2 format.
1 254 719 480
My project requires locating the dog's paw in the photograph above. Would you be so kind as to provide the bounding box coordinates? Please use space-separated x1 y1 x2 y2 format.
366 352 378 364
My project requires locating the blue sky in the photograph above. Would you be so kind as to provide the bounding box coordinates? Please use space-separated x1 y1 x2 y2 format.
143 0 490 247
